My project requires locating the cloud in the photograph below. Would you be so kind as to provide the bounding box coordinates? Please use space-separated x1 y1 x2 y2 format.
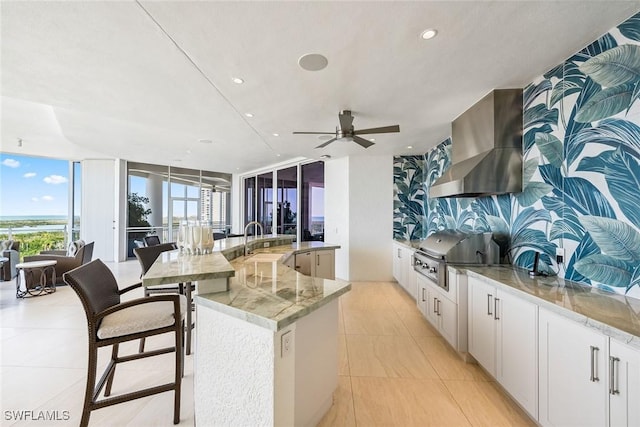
2 159 20 168
31 197 39 202
23 172 36 178
41 195 54 201
43 175 68 184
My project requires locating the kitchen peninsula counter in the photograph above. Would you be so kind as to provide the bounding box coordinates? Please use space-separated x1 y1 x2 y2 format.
463 265 640 349
192 238 349 427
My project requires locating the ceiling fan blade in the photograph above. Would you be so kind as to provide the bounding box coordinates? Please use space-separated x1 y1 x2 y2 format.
293 131 335 135
338 110 354 131
353 135 375 149
354 125 400 135
315 137 337 149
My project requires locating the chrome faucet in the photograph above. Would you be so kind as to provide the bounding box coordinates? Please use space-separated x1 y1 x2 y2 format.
244 221 264 256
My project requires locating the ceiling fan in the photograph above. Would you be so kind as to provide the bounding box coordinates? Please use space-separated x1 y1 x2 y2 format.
293 110 400 149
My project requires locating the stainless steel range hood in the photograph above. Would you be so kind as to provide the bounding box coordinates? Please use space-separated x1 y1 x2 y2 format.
430 89 523 198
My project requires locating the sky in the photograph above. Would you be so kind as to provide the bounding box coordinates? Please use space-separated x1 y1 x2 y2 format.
0 153 70 217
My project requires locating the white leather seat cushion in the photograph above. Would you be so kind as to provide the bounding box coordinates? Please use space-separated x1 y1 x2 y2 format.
97 295 187 339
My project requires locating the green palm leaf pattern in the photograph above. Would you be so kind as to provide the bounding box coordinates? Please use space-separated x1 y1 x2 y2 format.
580 216 640 263
577 147 640 228
579 45 640 87
574 255 633 288
574 83 636 123
535 133 564 168
618 13 640 42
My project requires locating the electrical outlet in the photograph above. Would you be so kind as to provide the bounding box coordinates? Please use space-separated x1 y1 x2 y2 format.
264 242 270 248
281 330 293 357
556 247 564 264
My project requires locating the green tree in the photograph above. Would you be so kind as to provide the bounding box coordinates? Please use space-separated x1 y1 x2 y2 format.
128 193 152 227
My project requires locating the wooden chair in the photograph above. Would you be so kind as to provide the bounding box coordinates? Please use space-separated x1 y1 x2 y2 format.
134 244 195 354
63 259 185 427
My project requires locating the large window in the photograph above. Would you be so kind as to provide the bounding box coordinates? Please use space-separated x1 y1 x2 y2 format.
126 162 231 257
0 153 80 257
276 166 297 235
301 161 324 241
243 160 323 241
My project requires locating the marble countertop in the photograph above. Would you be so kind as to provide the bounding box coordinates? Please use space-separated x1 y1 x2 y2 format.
196 245 350 331
465 266 640 349
393 239 422 250
280 241 341 263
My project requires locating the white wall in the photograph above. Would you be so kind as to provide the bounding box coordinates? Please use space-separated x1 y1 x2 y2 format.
348 155 393 281
324 157 350 280
325 155 393 281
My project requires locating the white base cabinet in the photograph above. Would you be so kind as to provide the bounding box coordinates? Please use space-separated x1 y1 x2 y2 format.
392 242 416 300
284 250 335 279
539 308 608 427
418 268 467 352
468 276 538 419
609 339 640 427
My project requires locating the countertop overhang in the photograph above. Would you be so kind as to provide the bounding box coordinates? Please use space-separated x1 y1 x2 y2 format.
148 236 349 331
462 265 640 349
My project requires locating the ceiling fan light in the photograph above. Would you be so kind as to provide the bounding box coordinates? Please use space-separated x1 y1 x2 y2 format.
232 77 244 84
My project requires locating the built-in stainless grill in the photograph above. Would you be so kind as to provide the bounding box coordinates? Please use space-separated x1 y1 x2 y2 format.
413 230 499 291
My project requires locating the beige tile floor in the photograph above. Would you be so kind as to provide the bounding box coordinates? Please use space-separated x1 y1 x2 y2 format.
1 262 535 426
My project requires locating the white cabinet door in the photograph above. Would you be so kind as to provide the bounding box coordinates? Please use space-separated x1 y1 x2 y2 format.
496 290 538 418
539 308 608 427
468 277 497 377
425 285 439 326
437 294 458 348
416 275 428 317
392 243 402 283
406 267 417 300
314 250 335 279
609 339 640 427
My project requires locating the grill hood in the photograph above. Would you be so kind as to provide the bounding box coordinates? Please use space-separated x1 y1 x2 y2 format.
430 89 523 198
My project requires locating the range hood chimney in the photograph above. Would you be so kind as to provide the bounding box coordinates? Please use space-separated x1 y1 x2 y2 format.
429 89 523 198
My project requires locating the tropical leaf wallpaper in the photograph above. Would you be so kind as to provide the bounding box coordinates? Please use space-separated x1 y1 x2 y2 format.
393 12 640 298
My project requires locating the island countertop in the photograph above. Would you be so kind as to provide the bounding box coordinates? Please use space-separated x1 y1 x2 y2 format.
464 265 640 349
194 241 350 331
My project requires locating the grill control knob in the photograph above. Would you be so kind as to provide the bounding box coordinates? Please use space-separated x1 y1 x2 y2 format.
428 267 437 274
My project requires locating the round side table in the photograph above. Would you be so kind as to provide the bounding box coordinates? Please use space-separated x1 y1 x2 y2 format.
15 260 57 298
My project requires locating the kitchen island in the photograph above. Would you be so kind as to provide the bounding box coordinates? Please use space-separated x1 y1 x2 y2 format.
191 238 349 427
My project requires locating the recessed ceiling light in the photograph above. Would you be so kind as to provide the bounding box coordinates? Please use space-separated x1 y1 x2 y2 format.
369 138 376 142
420 28 438 40
298 53 329 71
232 77 244 84
198 139 213 144
186 149 192 154
320 154 332 159
276 154 281 157
407 145 413 149
245 113 254 118
272 133 279 137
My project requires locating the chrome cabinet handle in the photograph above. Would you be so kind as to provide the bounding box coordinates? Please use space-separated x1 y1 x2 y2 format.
421 288 426 302
433 297 437 314
609 356 620 395
487 294 493 316
590 346 600 382
317 254 320 266
436 299 441 316
398 248 401 258
494 298 500 320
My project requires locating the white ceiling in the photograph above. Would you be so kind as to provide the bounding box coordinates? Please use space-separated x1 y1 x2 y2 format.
2 1 639 174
